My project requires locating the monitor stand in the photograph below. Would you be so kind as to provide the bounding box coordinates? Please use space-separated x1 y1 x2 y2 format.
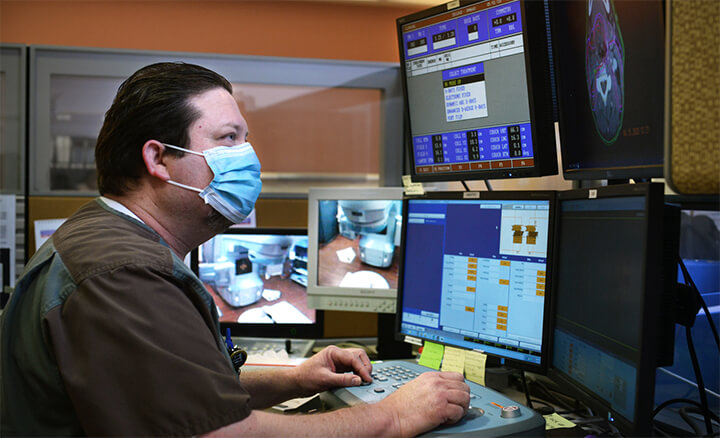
375 313 413 360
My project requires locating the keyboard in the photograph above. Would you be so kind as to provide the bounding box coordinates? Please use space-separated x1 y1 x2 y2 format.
328 360 545 436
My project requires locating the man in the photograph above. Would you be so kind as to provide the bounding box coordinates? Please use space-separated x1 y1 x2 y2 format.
0 62 469 436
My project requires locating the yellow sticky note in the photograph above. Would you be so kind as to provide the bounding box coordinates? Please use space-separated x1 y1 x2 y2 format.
543 413 576 430
402 175 425 195
441 346 466 374
464 350 487 385
418 341 444 370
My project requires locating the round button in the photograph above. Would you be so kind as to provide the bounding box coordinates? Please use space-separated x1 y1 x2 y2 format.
373 387 385 393
500 405 522 419
465 407 485 420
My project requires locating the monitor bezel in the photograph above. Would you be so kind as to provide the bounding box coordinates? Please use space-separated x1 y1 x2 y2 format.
549 0 666 181
394 189 558 374
306 187 406 313
190 227 324 339
396 0 558 183
547 182 672 435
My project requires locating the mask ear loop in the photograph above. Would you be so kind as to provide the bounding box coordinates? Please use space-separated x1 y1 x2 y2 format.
162 143 207 193
166 180 203 193
163 143 205 156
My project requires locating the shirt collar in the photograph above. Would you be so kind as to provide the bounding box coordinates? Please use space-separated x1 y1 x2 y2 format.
98 196 145 224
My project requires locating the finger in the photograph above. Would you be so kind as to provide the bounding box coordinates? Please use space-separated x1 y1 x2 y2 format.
338 370 364 387
332 348 373 382
442 404 467 425
436 371 466 382
444 387 471 409
356 349 372 370
315 366 363 388
441 379 470 393
351 349 373 381
351 351 373 382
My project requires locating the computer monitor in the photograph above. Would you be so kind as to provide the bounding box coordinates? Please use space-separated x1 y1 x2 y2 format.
548 183 680 435
395 190 556 374
190 227 323 339
397 0 558 183
306 187 404 314
550 0 666 180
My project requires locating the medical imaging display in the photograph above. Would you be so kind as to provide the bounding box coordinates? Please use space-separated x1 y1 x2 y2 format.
585 0 625 144
552 0 665 179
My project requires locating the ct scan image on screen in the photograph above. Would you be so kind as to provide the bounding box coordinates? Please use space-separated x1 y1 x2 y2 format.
552 0 666 178
317 199 403 291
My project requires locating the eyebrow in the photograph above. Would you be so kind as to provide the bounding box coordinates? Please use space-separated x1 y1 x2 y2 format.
219 122 243 131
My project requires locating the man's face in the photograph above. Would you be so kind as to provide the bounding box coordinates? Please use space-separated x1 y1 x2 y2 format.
170 87 250 230
186 86 249 168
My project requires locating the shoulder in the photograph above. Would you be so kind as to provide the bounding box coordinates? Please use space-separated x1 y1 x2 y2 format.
53 200 175 284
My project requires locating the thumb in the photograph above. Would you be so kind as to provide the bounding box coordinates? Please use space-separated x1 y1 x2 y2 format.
326 370 363 388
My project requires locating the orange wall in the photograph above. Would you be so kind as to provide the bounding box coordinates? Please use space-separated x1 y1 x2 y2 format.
0 0 419 63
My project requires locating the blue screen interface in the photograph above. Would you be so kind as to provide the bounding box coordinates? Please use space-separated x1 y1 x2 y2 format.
399 197 551 365
401 0 537 177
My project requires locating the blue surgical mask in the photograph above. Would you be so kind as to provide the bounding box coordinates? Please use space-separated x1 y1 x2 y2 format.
163 142 262 224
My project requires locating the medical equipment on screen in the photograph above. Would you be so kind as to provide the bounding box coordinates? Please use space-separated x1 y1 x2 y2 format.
199 235 300 307
336 200 400 268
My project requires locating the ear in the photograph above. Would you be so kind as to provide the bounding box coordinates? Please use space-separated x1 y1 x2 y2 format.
142 140 171 181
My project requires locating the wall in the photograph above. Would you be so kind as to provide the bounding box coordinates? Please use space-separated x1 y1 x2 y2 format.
0 0 418 63
6 0 418 338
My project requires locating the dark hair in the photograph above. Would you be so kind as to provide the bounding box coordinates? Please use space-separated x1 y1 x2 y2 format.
95 62 233 196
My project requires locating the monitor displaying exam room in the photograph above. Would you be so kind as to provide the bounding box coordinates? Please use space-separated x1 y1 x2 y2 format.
1 0 718 436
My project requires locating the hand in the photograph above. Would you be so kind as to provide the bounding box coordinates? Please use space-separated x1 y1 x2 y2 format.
292 345 373 396
378 372 470 437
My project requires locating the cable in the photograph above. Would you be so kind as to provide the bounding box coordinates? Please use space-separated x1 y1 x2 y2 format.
461 180 470 191
520 371 534 410
686 325 713 435
527 379 573 411
572 416 622 437
652 423 675 438
679 406 707 437
653 398 720 433
679 258 720 350
675 257 719 435
653 398 720 422
528 398 555 412
484 180 493 191
526 377 605 424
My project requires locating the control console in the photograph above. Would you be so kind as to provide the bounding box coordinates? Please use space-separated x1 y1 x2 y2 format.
327 361 545 436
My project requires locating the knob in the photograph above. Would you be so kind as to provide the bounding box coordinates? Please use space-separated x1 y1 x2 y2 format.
500 405 521 419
